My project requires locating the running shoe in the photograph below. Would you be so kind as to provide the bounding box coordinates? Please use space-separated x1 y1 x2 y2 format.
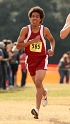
41 89 48 107
31 108 38 119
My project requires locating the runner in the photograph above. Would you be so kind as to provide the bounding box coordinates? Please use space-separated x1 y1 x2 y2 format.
16 6 55 119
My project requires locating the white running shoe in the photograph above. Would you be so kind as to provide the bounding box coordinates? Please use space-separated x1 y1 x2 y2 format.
41 89 48 107
31 108 39 119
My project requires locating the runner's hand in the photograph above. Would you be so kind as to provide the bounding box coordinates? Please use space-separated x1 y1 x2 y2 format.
34 35 40 42
47 49 54 56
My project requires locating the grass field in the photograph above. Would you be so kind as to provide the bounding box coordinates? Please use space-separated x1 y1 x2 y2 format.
0 83 70 124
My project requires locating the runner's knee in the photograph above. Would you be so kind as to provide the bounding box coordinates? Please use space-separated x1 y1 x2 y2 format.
35 79 42 88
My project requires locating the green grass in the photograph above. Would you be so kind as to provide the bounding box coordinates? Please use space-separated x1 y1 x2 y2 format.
0 84 70 101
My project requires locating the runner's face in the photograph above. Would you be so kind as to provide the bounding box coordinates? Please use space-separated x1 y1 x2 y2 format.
30 12 41 26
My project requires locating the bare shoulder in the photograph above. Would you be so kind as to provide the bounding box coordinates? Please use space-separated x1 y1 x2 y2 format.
17 26 28 42
44 27 50 32
20 26 28 35
44 27 51 36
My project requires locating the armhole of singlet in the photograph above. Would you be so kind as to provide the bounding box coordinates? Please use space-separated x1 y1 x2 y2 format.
24 25 31 43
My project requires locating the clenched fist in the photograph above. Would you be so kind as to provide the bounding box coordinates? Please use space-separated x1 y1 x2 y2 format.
47 49 54 56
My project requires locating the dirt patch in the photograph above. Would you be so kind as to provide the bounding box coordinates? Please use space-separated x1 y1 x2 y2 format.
0 101 70 124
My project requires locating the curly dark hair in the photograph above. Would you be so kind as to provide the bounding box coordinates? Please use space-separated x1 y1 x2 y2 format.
28 6 45 23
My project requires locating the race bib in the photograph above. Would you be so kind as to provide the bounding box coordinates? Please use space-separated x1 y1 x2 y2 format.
30 41 42 52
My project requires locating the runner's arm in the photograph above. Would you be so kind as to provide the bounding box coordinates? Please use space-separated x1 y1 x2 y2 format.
16 27 40 49
44 27 55 52
60 14 70 39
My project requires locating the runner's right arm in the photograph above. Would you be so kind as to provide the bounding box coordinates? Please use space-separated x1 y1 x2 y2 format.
16 27 40 49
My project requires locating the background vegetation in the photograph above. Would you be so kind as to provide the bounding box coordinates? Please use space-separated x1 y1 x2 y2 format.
0 0 70 63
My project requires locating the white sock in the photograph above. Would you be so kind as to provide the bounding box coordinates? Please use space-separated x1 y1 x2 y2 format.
35 108 39 115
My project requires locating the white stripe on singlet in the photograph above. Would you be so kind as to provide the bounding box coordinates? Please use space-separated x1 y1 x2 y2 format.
40 25 48 69
44 55 48 69
40 25 46 51
24 25 31 43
